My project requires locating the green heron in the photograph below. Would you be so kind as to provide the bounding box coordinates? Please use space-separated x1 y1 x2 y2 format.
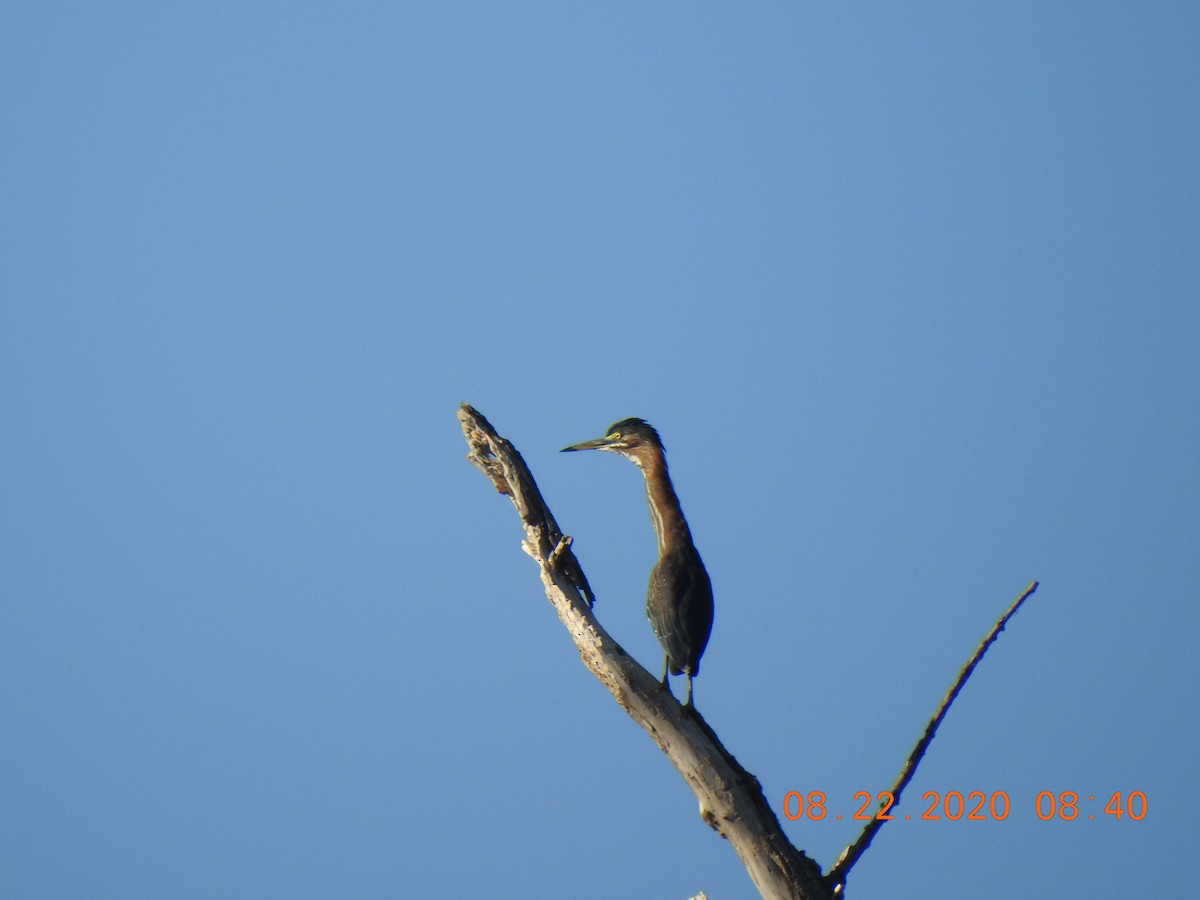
562 418 714 707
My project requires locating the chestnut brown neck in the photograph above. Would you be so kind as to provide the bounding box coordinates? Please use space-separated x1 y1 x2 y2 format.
634 449 693 556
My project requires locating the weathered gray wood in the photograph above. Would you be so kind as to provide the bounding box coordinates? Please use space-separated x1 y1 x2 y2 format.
457 404 830 900
458 404 1038 897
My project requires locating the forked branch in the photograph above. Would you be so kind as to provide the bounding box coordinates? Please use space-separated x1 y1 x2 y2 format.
458 404 1038 900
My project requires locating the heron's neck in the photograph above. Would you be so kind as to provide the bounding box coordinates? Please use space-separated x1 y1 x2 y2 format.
641 455 692 556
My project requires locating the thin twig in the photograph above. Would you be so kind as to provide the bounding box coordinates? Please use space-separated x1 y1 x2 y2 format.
825 580 1040 893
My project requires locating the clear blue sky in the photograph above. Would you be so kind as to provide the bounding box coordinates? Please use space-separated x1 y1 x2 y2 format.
2 3 1195 898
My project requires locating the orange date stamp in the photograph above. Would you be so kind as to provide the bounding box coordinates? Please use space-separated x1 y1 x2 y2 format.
782 790 1148 822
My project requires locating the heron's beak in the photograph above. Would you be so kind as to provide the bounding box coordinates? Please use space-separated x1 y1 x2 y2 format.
561 435 618 453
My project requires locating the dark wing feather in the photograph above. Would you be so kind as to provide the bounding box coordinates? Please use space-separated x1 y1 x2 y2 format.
647 545 714 677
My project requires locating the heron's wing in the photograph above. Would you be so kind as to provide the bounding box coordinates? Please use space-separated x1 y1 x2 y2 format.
648 547 714 676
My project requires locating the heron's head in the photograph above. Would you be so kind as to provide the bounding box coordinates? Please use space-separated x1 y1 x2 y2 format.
561 418 665 467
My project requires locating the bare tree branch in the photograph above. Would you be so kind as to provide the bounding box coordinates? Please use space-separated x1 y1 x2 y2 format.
458 404 830 900
459 404 1039 899
825 580 1041 893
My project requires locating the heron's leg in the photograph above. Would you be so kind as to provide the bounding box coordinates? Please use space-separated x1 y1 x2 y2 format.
660 655 670 687
684 675 695 708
